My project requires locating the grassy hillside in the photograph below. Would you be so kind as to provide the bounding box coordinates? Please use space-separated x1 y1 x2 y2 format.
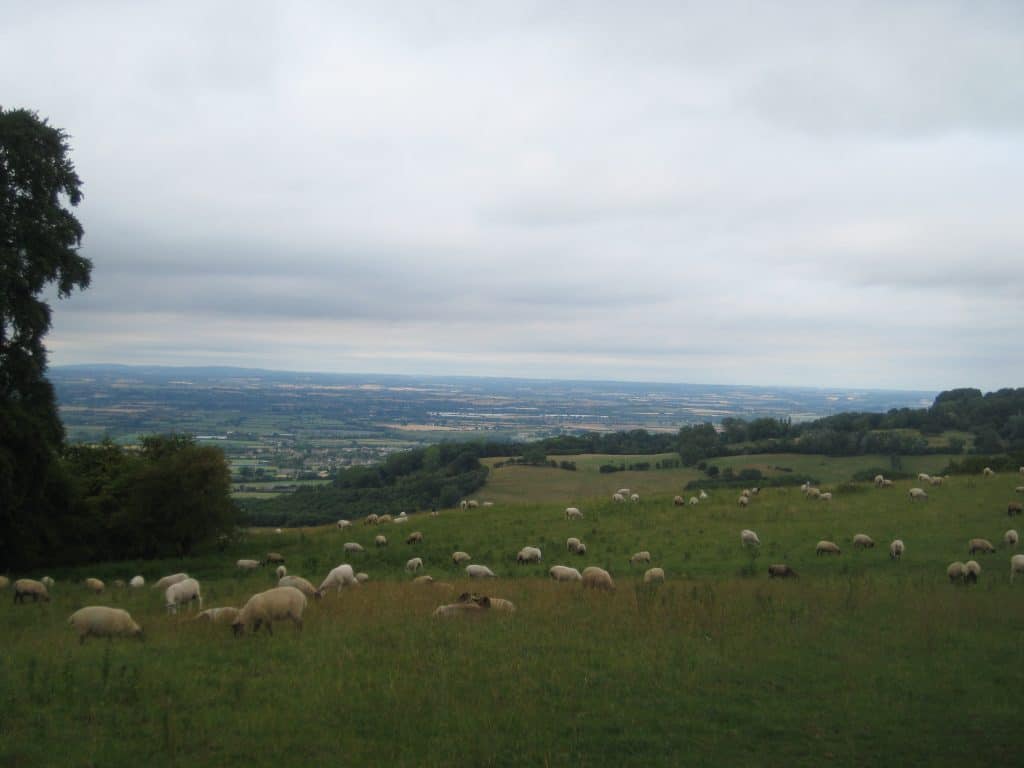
3 465 1024 766
706 452 958 485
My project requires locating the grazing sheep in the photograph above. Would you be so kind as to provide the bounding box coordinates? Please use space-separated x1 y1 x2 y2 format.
983 467 995 477
968 538 996 555
265 553 285 565
699 490 708 500
84 578 105 594
1005 530 1020 548
740 529 761 548
413 575 434 584
278 575 320 598
365 514 379 525
457 592 515 613
819 492 833 502
68 606 143 644
673 495 685 506
516 546 542 564
581 566 616 591
575 543 587 556
805 487 821 499
318 564 359 592
565 507 584 519
275 565 287 579
433 596 491 618
929 476 944 486
566 537 582 553
918 473 931 482
630 551 652 565
392 516 408 525
908 488 928 502
630 493 640 503
13 578 50 603
356 572 369 583
1011 554 1024 584
405 557 424 573
964 560 982 584
377 514 393 524
466 500 479 509
1008 502 1023 516
738 495 749 508
194 607 240 624
237 559 260 571
750 487 760 495
1016 486 1024 494
451 551 471 565
889 539 905 560
337 519 352 529
460 500 469 510
741 489 751 499
617 488 631 497
874 474 885 487
232 586 307 636
882 479 894 487
41 576 55 588
152 573 189 591
549 565 582 582
688 496 699 506
643 567 665 584
612 493 626 503
0 576 9 590
465 564 496 579
947 561 966 583
165 578 202 614
852 534 875 549
767 564 798 579
375 534 388 547
343 542 365 554
129 575 145 588
816 540 841 556
406 531 424 544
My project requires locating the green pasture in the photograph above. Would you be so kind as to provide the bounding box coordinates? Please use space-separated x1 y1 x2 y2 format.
707 452 958 485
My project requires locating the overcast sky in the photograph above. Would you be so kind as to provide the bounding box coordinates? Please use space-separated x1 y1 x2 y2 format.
4 1 1022 391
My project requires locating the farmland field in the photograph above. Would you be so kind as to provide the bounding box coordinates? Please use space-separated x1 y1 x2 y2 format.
3 464 1023 766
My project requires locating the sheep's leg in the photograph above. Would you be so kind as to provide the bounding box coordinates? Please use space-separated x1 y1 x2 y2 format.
265 621 273 636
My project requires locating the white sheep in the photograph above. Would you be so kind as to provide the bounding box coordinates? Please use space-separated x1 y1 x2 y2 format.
738 495 749 507
612 493 625 503
375 535 388 547
278 575 320 598
516 546 542 564
13 578 50 603
405 557 424 574
1004 530 1019 548
365 513 379 525
460 500 469 510
929 476 944 486
983 467 995 477
0 576 9 590
465 564 496 579
69 606 143 644
237 559 260 571
908 488 928 502
84 578 105 594
741 529 761 548
194 607 240 624
356 572 369 583
1010 554 1024 583
337 519 352 529
565 507 584 519
165 577 203 614
643 567 665 584
819 492 833 502
377 514 393 524
413 575 435 584
405 531 423 544
699 490 708 500
874 474 885 487
889 539 905 560
343 542 364 554
947 561 965 583
482 501 494 507
1016 486 1024 494
816 540 841 556
617 488 631 497
433 596 492 618
576 542 587 555
673 495 685 506
319 564 359 592
392 517 408 525
688 496 699 506
151 573 189 591
41 576 55 588
741 489 751 499
968 538 996 555
275 565 288 579
630 551 652 565
467 500 479 509
274 528 283 534
630 493 640 503
129 575 145 588
451 551 471 565
918 473 931 482
232 586 307 635
566 537 582 553
964 560 982 583
852 534 875 549
882 479 894 487
581 566 615 591
549 565 582 582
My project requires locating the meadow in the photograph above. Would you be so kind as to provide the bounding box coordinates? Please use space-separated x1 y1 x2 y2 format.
3 463 1024 767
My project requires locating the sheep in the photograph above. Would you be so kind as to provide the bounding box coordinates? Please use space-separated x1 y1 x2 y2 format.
767 564 798 579
318 564 359 592
232 586 307 636
983 467 995 477
750 487 760 496
165 578 202 614
274 528 283 534
643 567 665 584
576 543 587 555
852 534 875 549
1005 530 1020 548
805 487 821 499
405 557 424 573
566 537 582 553
399 511 407 517
549 565 582 582
617 488 631 497
908 488 928 502
819 492 833 501
194 607 240 624
392 517 408 525
467 500 479 509
516 546 542 564
918 473 931 482
1008 502 1023 517
460 500 469 510
741 489 751 499
465 564 496 579
882 479 894 487
688 496 699 506
41 576 55 588
1021 467 1024 475
129 575 145 588
278 575 320 598
113 579 127 589
265 553 285 565
1011 554 1024 584
365 514 379 525
356 572 369 583
673 495 685 506
413 575 435 584
968 538 996 555
237 559 260 571
337 519 352 529
482 501 494 508
275 565 287 579
406 531 423 544
873 474 885 487
740 529 761 548
816 540 841 556
612 493 626 503
698 490 708 500
890 539 905 560
152 573 189 591
581 566 615 591
630 551 652 565
947 561 966 583
84 578 105 594
13 578 50 603
630 493 640 503
68 606 143 644
0 576 9 590
565 507 583 519
738 495 749 508
433 596 491 618
457 591 515 613
377 514 393 524
929 476 944 486
451 551 471 565
1016 486 1024 494
964 560 981 584
343 542 364 554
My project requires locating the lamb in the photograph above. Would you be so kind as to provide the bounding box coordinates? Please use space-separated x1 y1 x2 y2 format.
740 529 761 548
738 495 749 507
819 492 833 501
983 467 995 477
275 565 288 579
129 575 145 588
41 576 55 588
68 606 143 644
1011 554 1024 584
84 578 105 594
964 560 981 584
232 586 307 636
152 573 189 591
1008 502 1023 516
343 542 365 554
673 495 685 506
194 607 240 624
337 519 352 529
237 559 260 570
1004 530 1019 548
630 551 652 565
406 531 423 544
517 546 542 564
581 566 615 591
13 578 50 603
947 561 965 583
405 557 424 573
767 564 798 579
278 575 320 598
451 551 471 565
565 507 583 519
612 493 625 503
889 539 905 560
968 538 996 555
566 537 582 553
465 564 496 579
643 567 665 584
549 565 582 582
165 577 202 614
318 564 359 592
630 494 640 503
852 534 875 549
908 488 928 502
816 540 841 556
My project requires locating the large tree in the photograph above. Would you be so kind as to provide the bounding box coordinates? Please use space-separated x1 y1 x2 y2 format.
1 108 92 569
